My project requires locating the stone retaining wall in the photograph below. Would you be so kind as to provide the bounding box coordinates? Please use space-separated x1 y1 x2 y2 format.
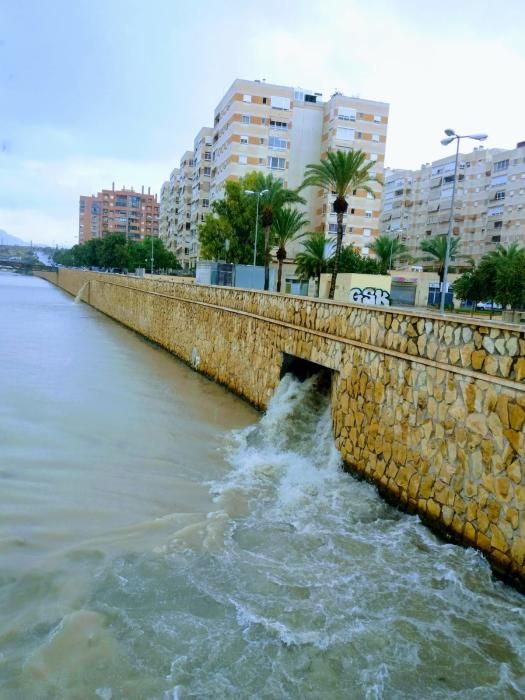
37 270 525 587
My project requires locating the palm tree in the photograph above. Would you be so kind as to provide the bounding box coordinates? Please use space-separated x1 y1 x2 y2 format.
369 234 410 274
252 173 305 291
271 207 309 293
419 236 465 284
294 232 332 297
484 242 525 264
301 150 381 299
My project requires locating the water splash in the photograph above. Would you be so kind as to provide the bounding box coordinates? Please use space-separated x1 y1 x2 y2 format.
74 281 89 304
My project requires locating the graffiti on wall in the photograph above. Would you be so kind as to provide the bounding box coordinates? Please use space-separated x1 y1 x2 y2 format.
349 287 391 306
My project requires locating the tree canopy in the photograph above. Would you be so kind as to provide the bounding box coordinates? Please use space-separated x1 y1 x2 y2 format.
53 234 181 273
453 243 525 310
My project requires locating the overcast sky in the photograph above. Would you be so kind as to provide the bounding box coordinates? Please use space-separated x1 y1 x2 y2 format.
1 0 524 246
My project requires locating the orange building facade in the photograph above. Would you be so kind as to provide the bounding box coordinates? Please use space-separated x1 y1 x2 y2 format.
79 184 159 243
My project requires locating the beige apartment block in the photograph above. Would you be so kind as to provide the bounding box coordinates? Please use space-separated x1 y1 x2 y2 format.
160 79 389 269
159 181 170 244
173 152 194 263
189 127 213 269
381 141 525 268
210 79 389 258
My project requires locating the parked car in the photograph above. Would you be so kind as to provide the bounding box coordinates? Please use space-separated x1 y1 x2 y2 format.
476 302 502 310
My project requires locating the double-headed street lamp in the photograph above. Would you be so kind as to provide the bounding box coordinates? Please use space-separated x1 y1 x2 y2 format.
244 188 269 266
439 128 488 314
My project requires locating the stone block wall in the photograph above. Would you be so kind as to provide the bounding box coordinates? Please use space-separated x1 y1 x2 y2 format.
37 270 525 587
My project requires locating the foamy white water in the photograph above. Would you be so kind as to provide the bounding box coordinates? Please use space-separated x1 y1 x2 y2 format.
1 272 525 699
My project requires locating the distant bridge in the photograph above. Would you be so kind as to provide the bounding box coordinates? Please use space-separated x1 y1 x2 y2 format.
0 258 55 272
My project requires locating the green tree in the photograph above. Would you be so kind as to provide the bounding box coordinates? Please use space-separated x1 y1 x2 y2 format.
271 207 308 292
369 234 410 274
250 173 305 291
294 232 332 297
419 236 465 284
490 243 525 309
301 150 380 299
198 214 234 262
328 245 381 274
99 233 131 270
198 176 260 264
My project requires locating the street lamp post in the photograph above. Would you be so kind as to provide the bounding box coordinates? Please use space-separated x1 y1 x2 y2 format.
439 128 487 314
150 235 154 275
244 188 269 267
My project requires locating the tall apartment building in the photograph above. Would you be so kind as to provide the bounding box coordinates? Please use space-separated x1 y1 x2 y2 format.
211 79 388 257
190 127 213 266
159 181 170 242
380 141 525 267
161 78 389 269
173 152 194 261
79 185 159 243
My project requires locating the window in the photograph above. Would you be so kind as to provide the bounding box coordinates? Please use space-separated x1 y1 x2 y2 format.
260 137 264 144
357 131 363 139
339 107 356 121
262 97 267 105
202 199 209 208
239 154 247 164
269 135 287 150
494 191 506 200
328 223 341 233
204 152 211 161
204 167 211 176
243 94 251 103
372 134 380 143
270 95 290 110
494 159 509 171
494 220 503 229
270 119 287 130
487 206 504 216
242 114 250 124
336 127 355 141
115 196 127 207
365 210 372 218
373 114 381 123
240 135 248 144
268 156 286 170
491 175 507 187
363 228 371 237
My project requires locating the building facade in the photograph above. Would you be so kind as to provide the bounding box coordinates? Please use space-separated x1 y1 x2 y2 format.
380 141 525 267
161 78 389 269
210 79 388 257
79 185 159 243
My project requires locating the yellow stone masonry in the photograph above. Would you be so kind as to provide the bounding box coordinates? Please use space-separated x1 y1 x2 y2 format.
37 270 525 588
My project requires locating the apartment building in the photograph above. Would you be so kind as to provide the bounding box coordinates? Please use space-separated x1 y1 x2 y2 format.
211 79 388 257
380 141 525 267
160 78 389 269
78 185 159 243
189 127 213 267
159 181 170 242
172 152 194 262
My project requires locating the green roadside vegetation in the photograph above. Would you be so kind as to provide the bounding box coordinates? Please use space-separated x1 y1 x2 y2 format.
52 234 181 273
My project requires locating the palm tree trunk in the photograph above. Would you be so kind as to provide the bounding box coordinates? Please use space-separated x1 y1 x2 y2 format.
277 259 283 293
263 225 270 291
328 212 344 300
